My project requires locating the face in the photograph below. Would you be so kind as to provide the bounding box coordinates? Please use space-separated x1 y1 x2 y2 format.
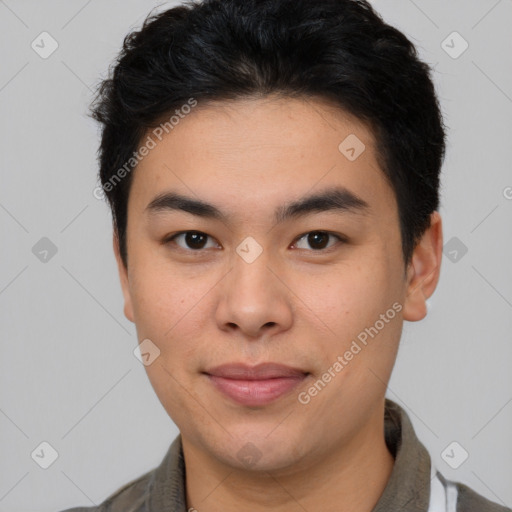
114 96 441 474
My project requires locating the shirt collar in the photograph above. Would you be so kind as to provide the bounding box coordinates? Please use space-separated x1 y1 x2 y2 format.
147 398 432 512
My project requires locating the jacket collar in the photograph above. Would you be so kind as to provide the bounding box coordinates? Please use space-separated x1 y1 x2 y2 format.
372 399 432 512
147 398 432 511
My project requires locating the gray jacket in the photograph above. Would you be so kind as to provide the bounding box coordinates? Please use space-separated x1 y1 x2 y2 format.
60 399 511 512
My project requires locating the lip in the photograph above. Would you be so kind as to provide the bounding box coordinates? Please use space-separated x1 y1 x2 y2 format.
204 363 309 407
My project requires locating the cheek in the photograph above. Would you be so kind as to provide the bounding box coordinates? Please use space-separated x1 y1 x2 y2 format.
130 271 210 423
301 264 394 331
142 358 197 433
129 265 217 365
296 255 404 379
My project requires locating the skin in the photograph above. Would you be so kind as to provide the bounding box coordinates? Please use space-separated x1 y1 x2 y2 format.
113 95 443 512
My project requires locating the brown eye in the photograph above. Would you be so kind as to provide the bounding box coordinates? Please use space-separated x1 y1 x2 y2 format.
167 231 219 250
294 231 343 251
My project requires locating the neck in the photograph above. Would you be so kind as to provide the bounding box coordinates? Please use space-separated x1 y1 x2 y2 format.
182 405 395 512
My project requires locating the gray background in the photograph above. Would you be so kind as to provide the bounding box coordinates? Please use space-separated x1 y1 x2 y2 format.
0 0 511 510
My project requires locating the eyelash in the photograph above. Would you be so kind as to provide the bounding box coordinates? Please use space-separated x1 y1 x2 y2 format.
163 230 346 253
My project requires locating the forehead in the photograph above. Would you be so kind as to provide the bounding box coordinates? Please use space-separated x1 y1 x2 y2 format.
128 95 395 221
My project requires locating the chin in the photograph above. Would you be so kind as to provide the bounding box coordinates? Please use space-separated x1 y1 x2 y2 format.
203 427 308 473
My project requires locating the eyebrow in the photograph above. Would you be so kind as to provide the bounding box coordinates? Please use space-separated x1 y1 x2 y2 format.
145 186 370 224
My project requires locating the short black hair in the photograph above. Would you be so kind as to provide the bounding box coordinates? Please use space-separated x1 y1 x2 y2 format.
90 0 446 269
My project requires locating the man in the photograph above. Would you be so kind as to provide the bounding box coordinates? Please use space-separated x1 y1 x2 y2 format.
63 0 511 510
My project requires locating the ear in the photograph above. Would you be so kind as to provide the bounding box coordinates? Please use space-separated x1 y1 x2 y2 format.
402 211 443 322
113 234 135 323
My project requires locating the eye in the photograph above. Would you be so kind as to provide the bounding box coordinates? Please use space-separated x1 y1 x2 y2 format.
293 231 345 251
165 231 220 251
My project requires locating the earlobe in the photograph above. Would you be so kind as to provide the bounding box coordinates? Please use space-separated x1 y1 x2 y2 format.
113 234 135 323
402 211 443 322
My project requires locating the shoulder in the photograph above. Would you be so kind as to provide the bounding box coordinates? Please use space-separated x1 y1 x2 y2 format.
58 468 155 512
57 435 184 512
455 481 512 512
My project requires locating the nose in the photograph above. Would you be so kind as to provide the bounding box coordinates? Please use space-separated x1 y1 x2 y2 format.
214 249 294 339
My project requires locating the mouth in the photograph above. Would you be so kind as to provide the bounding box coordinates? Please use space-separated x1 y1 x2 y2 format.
203 362 310 407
